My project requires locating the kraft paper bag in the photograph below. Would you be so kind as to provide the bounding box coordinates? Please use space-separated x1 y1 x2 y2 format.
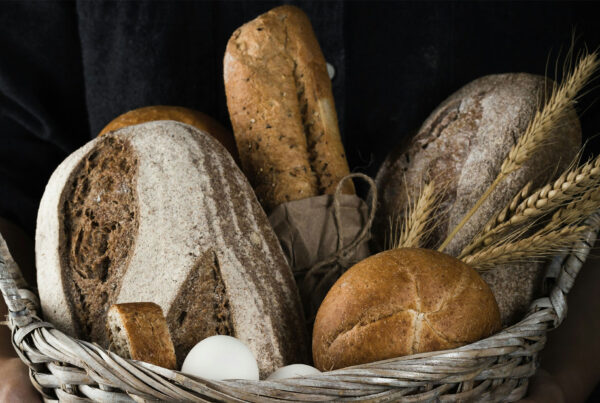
269 192 373 322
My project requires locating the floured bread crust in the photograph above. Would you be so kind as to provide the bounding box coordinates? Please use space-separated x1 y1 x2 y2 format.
36 121 308 376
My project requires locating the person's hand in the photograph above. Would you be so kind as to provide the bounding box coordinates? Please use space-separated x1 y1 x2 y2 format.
518 369 565 403
0 357 41 403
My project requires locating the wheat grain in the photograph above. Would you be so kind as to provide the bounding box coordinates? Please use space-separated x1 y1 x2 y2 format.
390 180 440 249
546 185 600 228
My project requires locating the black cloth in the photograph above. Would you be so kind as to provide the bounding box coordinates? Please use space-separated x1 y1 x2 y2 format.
2 1 600 236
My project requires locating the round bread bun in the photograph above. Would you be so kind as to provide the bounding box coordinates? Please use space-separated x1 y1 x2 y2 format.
99 105 239 162
312 248 501 371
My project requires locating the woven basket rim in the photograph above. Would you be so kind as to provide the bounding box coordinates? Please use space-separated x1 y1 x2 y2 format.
1 213 598 402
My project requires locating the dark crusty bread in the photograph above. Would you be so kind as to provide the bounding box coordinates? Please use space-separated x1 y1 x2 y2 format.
36 121 308 376
312 248 501 370
98 105 239 162
374 74 581 325
107 302 177 369
224 5 353 211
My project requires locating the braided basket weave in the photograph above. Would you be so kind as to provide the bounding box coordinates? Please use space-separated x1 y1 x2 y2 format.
1 212 598 402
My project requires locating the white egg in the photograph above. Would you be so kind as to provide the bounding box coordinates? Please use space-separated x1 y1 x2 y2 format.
266 364 321 380
181 335 259 380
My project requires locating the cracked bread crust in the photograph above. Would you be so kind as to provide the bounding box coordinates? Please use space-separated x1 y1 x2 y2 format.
224 5 353 211
312 248 500 371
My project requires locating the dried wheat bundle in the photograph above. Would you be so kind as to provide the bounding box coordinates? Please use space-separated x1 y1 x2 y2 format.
460 154 600 257
462 224 589 270
388 180 443 249
439 51 599 252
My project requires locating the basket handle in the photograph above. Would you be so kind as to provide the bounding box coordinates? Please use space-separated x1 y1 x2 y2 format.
0 232 37 329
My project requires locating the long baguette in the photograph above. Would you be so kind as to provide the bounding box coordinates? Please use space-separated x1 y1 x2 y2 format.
224 5 354 211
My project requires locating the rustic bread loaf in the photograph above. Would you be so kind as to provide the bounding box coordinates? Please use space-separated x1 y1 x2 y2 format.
375 73 581 254
312 248 501 371
224 5 353 211
107 302 177 369
98 105 239 162
36 121 308 376
374 74 581 324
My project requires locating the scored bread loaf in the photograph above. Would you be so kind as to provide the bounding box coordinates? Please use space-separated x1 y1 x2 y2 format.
312 248 501 371
98 105 239 162
36 121 308 376
224 5 354 211
107 302 177 369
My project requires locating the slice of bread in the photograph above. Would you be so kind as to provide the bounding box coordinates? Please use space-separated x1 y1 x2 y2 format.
107 302 176 369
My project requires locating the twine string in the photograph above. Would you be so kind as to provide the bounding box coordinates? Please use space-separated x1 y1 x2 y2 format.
301 173 378 312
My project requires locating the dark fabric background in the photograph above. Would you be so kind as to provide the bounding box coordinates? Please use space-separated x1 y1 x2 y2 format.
1 0 600 234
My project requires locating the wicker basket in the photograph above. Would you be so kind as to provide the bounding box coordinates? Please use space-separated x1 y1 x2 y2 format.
1 213 598 402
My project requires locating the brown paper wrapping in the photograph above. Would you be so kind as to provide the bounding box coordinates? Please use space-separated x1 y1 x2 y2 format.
268 174 377 323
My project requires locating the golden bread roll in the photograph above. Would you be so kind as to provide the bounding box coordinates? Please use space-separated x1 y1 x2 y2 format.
99 105 239 162
312 248 500 370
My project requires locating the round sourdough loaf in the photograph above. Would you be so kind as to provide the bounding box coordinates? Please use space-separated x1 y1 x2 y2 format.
375 73 581 324
36 121 307 376
312 248 501 371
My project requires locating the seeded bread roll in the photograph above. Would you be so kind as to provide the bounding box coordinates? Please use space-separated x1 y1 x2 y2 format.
224 5 354 211
313 248 501 370
98 105 239 162
36 121 308 376
107 302 177 369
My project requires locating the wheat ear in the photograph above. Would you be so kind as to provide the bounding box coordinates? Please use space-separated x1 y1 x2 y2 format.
391 180 440 249
462 225 589 270
545 185 600 228
459 154 600 257
438 51 599 253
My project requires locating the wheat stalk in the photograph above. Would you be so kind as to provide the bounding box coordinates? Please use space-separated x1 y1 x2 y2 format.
390 180 441 249
438 51 599 253
462 225 589 270
500 54 598 176
459 154 600 257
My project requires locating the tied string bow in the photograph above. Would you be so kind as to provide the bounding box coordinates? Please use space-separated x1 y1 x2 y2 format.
301 173 378 323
